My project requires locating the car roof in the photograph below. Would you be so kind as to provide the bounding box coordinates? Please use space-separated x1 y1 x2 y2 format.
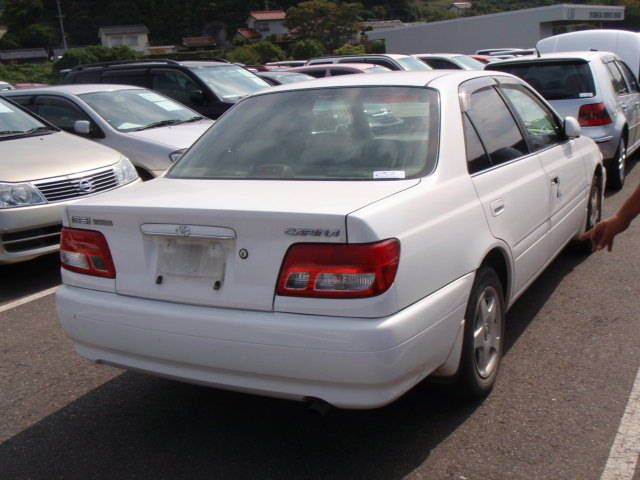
488 50 616 66
310 53 411 61
288 63 385 71
2 83 145 96
414 53 466 59
253 70 499 94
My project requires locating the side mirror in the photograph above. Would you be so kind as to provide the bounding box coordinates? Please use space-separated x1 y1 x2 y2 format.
564 116 581 138
189 89 205 105
74 120 91 135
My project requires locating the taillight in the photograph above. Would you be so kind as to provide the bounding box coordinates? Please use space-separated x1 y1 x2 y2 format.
60 227 115 278
276 239 400 298
578 103 613 127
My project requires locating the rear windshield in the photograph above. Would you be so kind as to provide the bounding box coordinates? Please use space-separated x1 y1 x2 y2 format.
169 86 439 180
488 61 596 100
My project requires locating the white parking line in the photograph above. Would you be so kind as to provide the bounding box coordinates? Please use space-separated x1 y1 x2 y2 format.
601 366 640 480
0 286 59 314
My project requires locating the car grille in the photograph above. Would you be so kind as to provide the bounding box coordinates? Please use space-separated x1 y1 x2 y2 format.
2 224 61 253
32 166 118 203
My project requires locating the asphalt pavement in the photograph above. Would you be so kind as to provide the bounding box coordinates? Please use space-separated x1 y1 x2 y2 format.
1 165 640 479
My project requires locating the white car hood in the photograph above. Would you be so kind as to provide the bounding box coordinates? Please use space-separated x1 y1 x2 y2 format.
125 120 213 150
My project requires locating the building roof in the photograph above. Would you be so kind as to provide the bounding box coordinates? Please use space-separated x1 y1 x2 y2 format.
249 10 286 21
98 24 149 36
236 28 262 40
0 48 48 61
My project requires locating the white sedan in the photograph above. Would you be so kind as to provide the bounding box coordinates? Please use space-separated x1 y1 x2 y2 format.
56 71 604 409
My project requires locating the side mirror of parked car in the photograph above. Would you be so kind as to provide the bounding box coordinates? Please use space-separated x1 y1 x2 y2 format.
564 116 581 138
189 89 205 105
74 120 91 136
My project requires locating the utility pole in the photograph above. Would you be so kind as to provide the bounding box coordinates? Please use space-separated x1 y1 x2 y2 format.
56 0 68 51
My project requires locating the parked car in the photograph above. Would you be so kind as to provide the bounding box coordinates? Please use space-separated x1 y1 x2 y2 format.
62 59 271 119
0 81 14 91
56 70 603 409
256 71 315 86
284 63 391 78
306 53 432 71
0 96 139 265
537 29 640 80
487 51 640 189
3 84 214 180
414 53 485 70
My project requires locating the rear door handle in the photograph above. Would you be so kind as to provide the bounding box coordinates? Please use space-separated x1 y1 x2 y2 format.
551 176 562 198
490 199 505 216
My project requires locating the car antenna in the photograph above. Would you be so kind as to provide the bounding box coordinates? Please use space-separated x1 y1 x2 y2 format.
535 47 541 58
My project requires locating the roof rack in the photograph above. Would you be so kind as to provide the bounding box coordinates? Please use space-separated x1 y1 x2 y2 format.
70 57 232 71
71 58 182 71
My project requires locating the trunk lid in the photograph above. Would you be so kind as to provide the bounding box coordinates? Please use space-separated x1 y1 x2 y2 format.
66 177 418 310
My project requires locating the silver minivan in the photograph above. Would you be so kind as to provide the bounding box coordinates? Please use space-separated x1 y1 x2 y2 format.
487 51 640 189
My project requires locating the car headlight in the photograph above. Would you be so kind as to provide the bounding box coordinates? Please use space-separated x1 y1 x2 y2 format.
0 182 46 209
113 156 138 185
169 149 186 163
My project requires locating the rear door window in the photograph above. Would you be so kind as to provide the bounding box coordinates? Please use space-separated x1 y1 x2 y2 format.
101 69 149 88
465 87 528 166
617 61 640 93
463 114 491 173
488 61 596 100
605 61 630 95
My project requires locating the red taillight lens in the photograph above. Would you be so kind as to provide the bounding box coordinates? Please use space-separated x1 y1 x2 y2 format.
60 228 115 278
276 239 400 298
578 102 613 127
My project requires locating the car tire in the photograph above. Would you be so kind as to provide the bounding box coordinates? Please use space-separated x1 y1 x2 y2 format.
607 138 626 190
573 173 603 254
456 266 505 400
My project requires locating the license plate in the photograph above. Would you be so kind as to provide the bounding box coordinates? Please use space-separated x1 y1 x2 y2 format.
156 237 227 280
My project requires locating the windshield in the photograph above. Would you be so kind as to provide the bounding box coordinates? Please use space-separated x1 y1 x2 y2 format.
190 65 270 102
396 56 432 71
488 61 596 100
0 97 51 139
79 89 201 131
453 56 485 70
169 86 439 181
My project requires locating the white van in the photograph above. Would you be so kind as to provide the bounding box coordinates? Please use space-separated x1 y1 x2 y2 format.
537 29 640 80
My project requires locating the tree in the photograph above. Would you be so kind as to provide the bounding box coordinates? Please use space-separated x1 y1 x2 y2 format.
226 41 286 64
54 45 137 71
290 39 325 59
334 43 365 55
285 0 363 51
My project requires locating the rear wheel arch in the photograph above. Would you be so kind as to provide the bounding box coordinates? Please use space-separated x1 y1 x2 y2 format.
479 248 511 305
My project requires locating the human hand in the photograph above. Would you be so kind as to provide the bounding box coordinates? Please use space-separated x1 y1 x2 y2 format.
580 215 629 252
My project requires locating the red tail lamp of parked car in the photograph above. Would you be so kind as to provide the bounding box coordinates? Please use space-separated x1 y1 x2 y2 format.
60 227 116 278
277 239 400 298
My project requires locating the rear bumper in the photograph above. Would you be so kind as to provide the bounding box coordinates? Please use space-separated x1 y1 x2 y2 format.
56 273 473 409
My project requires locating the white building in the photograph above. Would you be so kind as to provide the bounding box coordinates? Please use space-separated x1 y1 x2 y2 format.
99 25 150 53
367 4 625 54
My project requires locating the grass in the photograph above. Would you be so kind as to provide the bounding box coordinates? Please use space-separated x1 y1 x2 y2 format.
0 62 58 85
